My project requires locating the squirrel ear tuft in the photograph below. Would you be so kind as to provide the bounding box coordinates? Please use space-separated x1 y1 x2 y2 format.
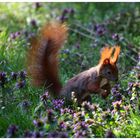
99 46 113 64
103 58 110 65
111 46 120 64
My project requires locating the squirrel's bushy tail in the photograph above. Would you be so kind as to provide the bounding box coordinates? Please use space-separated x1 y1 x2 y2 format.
27 22 68 97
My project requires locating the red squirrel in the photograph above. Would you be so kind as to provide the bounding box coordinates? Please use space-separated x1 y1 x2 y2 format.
27 22 120 103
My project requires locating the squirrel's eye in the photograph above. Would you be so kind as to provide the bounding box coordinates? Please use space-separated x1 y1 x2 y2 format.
107 71 111 75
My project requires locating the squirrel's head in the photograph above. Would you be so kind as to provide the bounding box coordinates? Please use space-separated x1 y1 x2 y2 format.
99 46 121 82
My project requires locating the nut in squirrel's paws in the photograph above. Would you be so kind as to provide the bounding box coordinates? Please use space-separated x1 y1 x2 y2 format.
100 90 109 99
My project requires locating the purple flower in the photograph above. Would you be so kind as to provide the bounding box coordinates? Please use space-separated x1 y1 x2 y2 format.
115 93 122 101
62 8 69 16
112 100 122 110
128 90 132 94
112 33 119 41
15 80 26 89
52 99 64 109
24 131 44 138
82 101 98 112
47 109 55 123
34 2 42 10
74 130 87 138
69 8 75 15
134 65 140 70
32 131 44 138
111 87 117 94
128 82 133 88
15 31 21 36
60 108 74 115
111 84 122 100
30 19 37 27
59 16 68 23
47 131 68 138
0 72 6 80
19 71 26 80
62 49 70 54
21 100 30 109
7 125 18 137
10 33 16 39
62 8 75 16
94 24 106 36
73 120 90 137
0 72 7 87
24 130 33 138
80 121 88 129
105 130 116 138
126 82 134 93
73 121 88 131
40 91 50 101
33 119 44 127
59 121 67 130
114 84 120 89
10 32 21 40
59 8 75 23
11 72 18 80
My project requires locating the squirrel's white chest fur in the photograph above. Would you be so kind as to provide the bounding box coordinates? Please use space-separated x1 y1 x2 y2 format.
100 78 108 88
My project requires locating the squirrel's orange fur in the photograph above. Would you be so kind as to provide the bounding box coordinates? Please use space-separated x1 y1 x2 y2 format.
27 22 120 103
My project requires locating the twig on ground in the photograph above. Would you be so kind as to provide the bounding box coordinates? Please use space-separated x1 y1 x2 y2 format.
72 22 95 36
69 28 95 41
